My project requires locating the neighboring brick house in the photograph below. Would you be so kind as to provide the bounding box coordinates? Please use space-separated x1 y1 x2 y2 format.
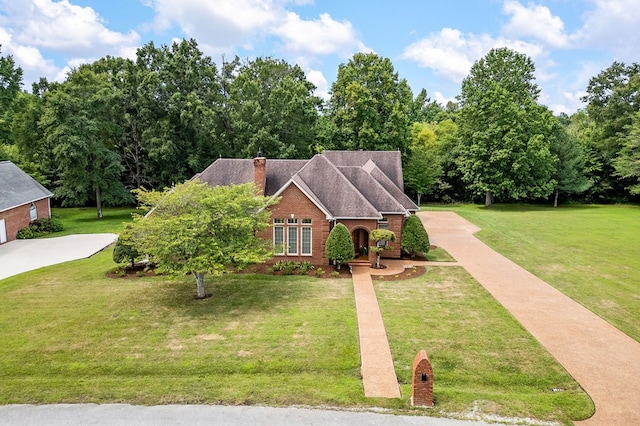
0 161 53 244
194 151 419 266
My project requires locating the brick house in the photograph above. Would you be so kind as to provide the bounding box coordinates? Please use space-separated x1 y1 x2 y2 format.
0 161 53 244
194 151 419 266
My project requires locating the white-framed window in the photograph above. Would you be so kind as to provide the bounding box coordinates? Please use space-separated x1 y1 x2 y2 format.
274 217 313 257
301 226 312 255
273 223 284 255
29 203 38 221
377 216 389 229
287 226 298 255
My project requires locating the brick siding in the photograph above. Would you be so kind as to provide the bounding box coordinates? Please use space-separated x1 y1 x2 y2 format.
0 198 51 243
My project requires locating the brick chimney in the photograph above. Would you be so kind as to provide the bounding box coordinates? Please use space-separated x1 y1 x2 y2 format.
253 150 266 195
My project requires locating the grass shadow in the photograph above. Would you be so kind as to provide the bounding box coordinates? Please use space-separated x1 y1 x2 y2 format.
155 273 322 318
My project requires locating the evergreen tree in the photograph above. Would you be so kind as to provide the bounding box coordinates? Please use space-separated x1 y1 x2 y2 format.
324 223 354 269
401 215 430 258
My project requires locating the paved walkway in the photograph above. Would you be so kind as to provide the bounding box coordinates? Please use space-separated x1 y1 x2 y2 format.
351 265 401 398
418 211 640 426
0 234 118 280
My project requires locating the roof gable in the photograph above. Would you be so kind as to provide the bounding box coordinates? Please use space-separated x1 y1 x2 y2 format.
338 166 405 214
322 150 405 189
295 155 381 219
195 150 416 219
365 160 419 211
0 161 53 212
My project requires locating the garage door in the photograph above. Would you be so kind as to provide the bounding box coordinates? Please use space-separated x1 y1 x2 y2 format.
0 219 6 244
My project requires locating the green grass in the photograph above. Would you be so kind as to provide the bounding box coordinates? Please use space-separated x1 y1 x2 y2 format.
0 246 593 423
376 267 593 424
50 207 140 236
425 247 455 262
0 249 365 407
422 204 640 342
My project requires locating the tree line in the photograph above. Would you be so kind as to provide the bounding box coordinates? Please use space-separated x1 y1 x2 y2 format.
1 39 639 213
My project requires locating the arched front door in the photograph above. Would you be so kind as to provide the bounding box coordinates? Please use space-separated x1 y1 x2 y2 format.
352 228 369 259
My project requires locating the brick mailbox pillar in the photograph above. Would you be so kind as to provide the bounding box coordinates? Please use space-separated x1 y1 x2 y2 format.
411 350 434 407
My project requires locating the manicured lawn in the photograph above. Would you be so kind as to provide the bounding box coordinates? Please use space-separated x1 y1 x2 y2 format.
0 246 592 423
377 267 592 423
0 250 364 407
423 204 640 342
50 207 140 236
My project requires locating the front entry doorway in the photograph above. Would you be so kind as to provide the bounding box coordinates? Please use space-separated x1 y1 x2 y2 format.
352 228 369 259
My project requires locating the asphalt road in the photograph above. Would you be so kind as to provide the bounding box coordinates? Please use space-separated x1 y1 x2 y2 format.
0 404 506 426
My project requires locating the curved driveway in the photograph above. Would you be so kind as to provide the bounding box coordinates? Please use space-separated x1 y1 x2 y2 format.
419 211 640 426
0 234 117 280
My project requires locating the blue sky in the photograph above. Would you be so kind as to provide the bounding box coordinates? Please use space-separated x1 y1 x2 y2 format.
1 0 639 114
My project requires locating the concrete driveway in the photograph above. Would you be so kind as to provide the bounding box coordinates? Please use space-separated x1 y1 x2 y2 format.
0 233 117 280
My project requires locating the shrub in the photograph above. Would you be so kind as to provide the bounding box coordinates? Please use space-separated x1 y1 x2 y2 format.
16 217 64 239
16 227 35 239
401 215 430 258
298 261 314 274
112 224 142 268
315 268 325 277
325 223 355 269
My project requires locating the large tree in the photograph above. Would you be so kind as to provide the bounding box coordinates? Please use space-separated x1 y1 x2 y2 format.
130 181 275 299
327 52 413 154
456 47 556 206
135 39 223 187
404 123 442 204
550 117 590 206
0 47 23 159
614 111 640 194
226 57 322 159
582 61 640 201
41 66 131 217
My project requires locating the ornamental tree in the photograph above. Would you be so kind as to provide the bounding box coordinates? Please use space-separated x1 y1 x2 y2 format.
401 215 430 258
129 180 275 299
325 223 354 270
369 228 396 269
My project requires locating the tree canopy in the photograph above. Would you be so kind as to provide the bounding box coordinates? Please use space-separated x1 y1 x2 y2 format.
456 47 557 206
3 41 640 206
327 52 413 154
129 180 275 299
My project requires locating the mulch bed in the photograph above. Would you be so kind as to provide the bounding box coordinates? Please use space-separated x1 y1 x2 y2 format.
107 262 426 281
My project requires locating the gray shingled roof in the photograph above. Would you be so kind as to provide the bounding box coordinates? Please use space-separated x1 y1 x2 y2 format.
294 155 381 219
197 151 416 219
322 150 405 190
0 161 53 212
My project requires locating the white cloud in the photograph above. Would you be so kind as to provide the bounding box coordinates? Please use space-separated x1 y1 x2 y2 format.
433 91 456 107
0 0 140 87
148 0 279 50
572 0 640 61
502 0 569 48
273 12 368 57
146 0 367 61
305 68 330 100
401 28 544 84
2 0 139 56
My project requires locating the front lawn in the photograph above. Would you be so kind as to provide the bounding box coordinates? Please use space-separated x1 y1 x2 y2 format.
0 247 592 424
